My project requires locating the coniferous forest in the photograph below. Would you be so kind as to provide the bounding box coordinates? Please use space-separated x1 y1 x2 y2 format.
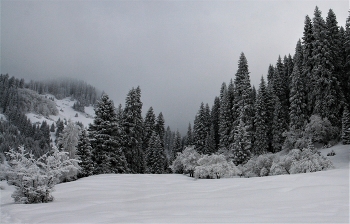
0 6 349 204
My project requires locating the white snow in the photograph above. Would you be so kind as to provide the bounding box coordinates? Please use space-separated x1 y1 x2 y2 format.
1 144 348 223
26 96 95 129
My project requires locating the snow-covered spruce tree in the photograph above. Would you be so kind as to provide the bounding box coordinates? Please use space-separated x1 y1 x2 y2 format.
272 97 286 153
232 53 254 150
6 146 78 204
289 40 308 131
253 76 269 155
218 83 232 150
271 57 289 133
172 130 182 160
185 122 193 146
121 87 144 173
229 111 251 166
76 129 94 178
193 102 211 154
146 131 164 174
89 94 128 174
211 96 220 150
312 6 342 127
283 41 308 151
203 124 216 155
155 112 165 147
342 106 350 144
57 119 80 159
302 15 315 116
143 107 156 171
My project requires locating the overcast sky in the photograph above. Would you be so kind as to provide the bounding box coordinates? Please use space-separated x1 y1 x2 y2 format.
1 0 349 134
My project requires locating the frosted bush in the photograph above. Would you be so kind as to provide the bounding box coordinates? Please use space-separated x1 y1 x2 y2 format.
170 146 201 176
289 148 334 174
6 146 79 204
242 153 275 177
194 154 241 179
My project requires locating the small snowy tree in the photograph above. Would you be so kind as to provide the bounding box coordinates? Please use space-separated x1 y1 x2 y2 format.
57 120 80 159
5 146 79 204
170 146 201 176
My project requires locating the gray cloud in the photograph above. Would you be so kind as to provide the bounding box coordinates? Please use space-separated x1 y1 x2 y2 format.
1 0 349 134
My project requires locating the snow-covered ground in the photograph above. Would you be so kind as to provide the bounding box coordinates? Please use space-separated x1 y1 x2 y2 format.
26 96 95 128
1 144 348 223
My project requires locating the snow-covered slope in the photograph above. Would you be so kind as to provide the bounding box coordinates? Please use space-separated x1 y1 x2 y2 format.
1 144 348 223
26 95 95 129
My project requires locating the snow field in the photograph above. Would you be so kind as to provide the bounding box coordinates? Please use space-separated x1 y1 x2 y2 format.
1 144 348 223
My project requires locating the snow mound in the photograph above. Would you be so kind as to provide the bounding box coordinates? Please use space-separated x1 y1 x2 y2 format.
1 145 348 223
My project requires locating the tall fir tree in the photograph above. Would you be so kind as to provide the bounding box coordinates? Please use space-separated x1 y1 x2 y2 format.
186 122 193 146
76 129 94 178
229 111 251 166
193 102 211 153
232 53 254 150
302 14 315 116
218 86 232 149
88 94 128 174
312 6 342 127
272 97 286 153
155 112 165 147
253 76 269 155
143 107 156 171
211 96 221 150
146 131 164 174
172 130 182 160
289 40 308 131
121 87 144 173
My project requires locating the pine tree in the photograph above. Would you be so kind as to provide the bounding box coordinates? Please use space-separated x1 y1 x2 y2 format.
342 106 350 144
76 129 94 177
253 76 269 155
272 97 286 153
232 53 254 150
172 130 182 160
211 96 220 150
155 112 165 147
302 14 315 116
89 94 128 174
186 123 193 146
203 124 216 155
146 131 164 174
193 102 210 153
230 111 251 166
289 40 307 131
312 6 342 127
143 107 156 163
121 87 144 173
218 85 232 149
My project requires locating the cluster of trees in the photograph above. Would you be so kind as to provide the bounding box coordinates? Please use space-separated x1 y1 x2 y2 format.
186 7 350 166
77 87 174 176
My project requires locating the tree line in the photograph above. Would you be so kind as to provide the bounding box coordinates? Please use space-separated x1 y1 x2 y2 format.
187 7 350 165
